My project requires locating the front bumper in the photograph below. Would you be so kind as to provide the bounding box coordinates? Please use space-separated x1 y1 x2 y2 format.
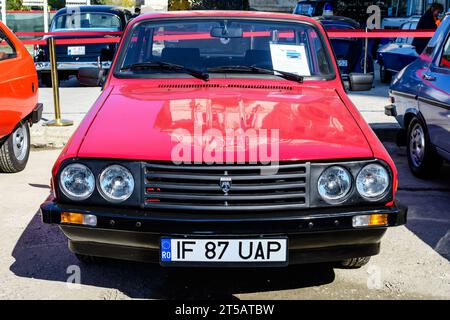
35 61 112 71
41 198 407 265
31 103 43 124
385 104 397 117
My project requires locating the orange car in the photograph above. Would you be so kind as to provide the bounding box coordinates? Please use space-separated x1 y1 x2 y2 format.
0 21 42 173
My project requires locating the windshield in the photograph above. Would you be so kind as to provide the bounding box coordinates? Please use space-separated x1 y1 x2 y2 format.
116 18 335 80
52 12 122 31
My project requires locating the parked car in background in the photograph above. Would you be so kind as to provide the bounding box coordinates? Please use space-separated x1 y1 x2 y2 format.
377 18 419 83
386 13 450 178
41 11 406 268
381 15 421 30
0 21 42 173
314 15 374 89
34 5 131 87
293 0 333 17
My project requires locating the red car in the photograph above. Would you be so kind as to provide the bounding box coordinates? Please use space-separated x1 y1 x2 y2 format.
41 11 406 268
0 21 42 173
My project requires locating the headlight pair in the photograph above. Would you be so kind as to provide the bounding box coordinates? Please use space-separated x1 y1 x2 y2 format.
60 164 135 203
318 163 390 204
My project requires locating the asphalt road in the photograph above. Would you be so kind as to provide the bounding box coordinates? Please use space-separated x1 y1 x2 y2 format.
0 75 449 300
1 144 449 300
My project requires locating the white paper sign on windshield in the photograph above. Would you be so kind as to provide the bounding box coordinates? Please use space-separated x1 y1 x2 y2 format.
269 44 311 77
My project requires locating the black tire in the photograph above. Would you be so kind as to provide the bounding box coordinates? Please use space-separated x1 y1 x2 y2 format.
75 253 104 264
340 256 371 268
406 117 442 178
379 64 392 84
0 121 30 173
40 72 53 87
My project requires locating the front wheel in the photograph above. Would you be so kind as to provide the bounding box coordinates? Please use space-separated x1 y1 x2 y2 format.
0 121 30 173
406 117 442 178
340 256 371 268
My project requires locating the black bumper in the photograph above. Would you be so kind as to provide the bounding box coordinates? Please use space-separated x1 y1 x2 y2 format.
31 103 43 124
384 104 397 117
41 198 407 265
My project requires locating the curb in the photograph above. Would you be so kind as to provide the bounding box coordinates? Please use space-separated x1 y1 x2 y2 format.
30 120 79 150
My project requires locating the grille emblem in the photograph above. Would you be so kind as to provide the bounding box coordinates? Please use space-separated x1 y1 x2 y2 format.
219 177 232 194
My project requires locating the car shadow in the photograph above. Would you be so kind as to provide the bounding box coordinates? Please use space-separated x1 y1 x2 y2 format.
384 142 450 262
10 210 336 299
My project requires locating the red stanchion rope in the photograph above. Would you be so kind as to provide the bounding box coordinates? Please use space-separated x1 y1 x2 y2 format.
327 29 435 38
15 31 123 37
2 29 436 46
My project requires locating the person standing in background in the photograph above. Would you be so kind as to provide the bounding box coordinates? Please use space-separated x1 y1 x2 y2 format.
412 2 444 54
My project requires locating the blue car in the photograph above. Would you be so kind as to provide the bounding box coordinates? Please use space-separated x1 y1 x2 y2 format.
386 13 450 178
314 16 374 88
377 18 419 83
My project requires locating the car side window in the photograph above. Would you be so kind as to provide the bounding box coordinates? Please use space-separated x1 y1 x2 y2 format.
406 22 417 45
440 35 450 69
396 23 410 44
0 31 17 61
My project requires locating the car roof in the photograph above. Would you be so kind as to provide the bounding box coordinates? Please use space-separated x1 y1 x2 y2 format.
130 10 321 27
54 5 129 16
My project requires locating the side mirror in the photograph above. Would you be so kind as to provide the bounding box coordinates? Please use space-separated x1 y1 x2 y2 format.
100 47 114 62
348 73 374 91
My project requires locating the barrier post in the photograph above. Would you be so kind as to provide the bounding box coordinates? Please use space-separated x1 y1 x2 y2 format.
43 0 49 33
1 0 6 26
364 27 368 74
43 37 73 127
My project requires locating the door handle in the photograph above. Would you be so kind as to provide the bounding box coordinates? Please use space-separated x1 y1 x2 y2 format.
423 73 436 81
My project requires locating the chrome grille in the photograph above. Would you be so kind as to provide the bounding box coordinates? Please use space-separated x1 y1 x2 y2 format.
143 162 310 211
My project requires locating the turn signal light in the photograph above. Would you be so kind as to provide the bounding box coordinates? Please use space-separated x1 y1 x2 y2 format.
352 214 388 228
61 212 97 226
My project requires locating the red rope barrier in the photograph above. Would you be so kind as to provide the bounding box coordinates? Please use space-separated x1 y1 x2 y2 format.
11 29 435 46
15 31 123 36
327 29 435 38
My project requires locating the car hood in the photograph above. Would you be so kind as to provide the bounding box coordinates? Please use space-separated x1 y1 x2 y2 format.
77 83 373 162
378 43 418 56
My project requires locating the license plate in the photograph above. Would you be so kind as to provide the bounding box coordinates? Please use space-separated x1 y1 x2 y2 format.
67 46 85 56
338 59 348 67
160 238 288 265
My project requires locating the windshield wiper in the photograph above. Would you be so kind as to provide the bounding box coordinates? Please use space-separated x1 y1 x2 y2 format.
208 65 304 83
120 61 209 81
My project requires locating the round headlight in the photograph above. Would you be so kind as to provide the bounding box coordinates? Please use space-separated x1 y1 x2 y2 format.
60 163 95 201
98 165 134 202
356 164 390 200
318 166 352 203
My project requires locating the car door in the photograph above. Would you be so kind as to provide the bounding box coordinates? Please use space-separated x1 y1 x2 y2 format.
0 26 20 139
0 23 37 139
418 28 450 155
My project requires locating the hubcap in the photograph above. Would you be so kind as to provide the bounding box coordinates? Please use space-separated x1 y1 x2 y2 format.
12 124 28 161
409 123 425 167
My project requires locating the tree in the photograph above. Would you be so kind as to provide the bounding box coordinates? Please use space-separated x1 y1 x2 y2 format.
6 0 23 10
48 0 65 10
169 0 191 10
190 0 249 10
